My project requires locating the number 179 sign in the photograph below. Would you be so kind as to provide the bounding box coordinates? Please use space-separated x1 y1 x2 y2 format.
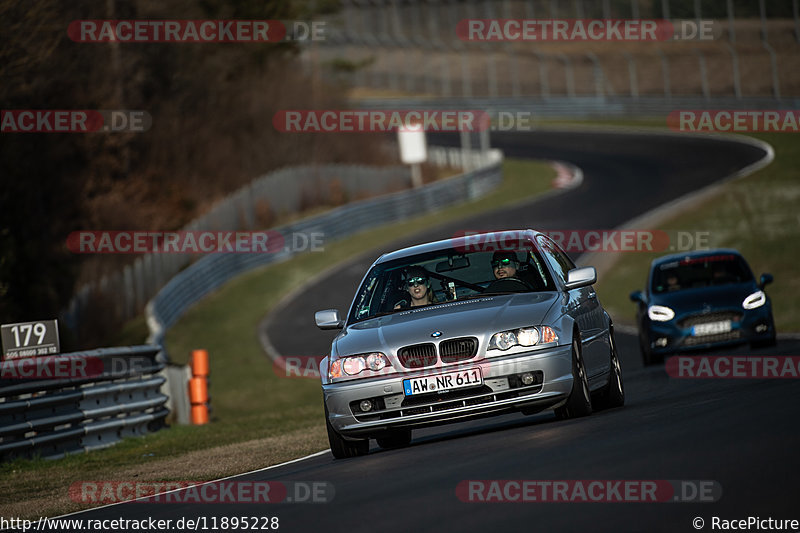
1 320 61 361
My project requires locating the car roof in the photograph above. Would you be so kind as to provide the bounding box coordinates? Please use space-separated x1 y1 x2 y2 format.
650 248 745 269
375 229 539 264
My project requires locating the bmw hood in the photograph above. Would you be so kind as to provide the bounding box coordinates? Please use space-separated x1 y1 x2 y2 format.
334 293 559 358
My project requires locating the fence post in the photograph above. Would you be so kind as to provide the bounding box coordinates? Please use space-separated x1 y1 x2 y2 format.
727 0 736 43
694 48 710 100
656 47 671 100
623 52 639 99
725 43 742 99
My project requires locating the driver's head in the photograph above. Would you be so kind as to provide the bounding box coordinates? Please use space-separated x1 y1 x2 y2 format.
491 251 518 279
404 265 430 292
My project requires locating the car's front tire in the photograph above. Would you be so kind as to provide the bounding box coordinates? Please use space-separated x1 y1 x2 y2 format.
324 403 369 459
555 337 593 420
595 327 625 410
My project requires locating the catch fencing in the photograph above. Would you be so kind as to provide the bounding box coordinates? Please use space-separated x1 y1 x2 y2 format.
0 345 167 462
311 0 800 103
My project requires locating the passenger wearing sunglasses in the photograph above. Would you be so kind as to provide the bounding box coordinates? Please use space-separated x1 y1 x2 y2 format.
394 266 438 309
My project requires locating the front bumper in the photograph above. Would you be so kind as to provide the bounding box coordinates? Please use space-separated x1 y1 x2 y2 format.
323 344 573 439
647 306 775 355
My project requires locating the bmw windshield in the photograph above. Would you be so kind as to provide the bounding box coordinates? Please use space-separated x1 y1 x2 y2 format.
348 247 556 323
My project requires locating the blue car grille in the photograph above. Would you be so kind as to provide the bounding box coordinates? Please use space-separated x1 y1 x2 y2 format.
683 329 742 346
678 311 743 329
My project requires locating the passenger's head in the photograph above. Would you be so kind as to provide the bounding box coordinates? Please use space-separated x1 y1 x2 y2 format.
491 251 519 279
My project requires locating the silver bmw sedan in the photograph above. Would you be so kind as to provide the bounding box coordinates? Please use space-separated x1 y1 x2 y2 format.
316 229 624 458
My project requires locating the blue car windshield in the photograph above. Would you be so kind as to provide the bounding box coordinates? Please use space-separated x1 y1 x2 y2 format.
652 254 753 294
349 248 556 323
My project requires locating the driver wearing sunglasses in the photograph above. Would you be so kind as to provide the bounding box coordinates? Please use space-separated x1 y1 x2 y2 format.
491 251 519 280
394 266 438 309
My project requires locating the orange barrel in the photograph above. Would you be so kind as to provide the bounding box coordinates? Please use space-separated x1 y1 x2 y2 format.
189 376 208 404
191 349 209 377
191 404 209 425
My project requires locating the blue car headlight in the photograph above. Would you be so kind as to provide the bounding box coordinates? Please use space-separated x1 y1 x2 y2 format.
742 290 766 310
648 305 675 321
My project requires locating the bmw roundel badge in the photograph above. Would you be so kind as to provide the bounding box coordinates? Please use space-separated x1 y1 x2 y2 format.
431 331 442 337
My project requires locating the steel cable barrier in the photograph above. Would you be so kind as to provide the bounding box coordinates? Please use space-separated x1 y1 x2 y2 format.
0 345 167 462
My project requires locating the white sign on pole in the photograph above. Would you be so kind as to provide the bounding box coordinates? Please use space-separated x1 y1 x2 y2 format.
397 126 427 165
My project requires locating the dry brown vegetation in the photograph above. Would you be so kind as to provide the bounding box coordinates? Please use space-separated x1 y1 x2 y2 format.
0 0 389 348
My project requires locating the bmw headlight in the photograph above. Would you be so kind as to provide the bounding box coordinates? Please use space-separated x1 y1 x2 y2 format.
648 305 675 322
329 352 391 379
489 326 557 351
742 290 766 310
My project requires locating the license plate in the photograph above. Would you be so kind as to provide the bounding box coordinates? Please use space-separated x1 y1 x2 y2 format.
403 368 483 396
692 321 732 336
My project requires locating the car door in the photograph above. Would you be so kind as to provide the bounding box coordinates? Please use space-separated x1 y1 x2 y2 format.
537 235 607 378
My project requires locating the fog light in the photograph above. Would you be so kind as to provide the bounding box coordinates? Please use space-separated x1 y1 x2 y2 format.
755 324 768 333
655 337 668 347
359 400 373 412
520 372 535 386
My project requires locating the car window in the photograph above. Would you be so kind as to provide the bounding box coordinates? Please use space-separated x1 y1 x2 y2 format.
652 254 754 294
537 235 575 285
348 246 556 323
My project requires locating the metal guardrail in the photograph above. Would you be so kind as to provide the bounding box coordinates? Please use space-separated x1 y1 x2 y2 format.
62 165 414 334
0 345 168 462
353 95 800 119
146 146 503 350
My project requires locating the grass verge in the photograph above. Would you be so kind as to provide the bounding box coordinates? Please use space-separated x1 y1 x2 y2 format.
0 157 555 520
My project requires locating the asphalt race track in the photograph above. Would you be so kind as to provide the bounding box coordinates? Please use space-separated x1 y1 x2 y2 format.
71 130 800 532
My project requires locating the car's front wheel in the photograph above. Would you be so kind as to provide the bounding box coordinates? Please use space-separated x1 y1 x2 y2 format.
555 337 593 420
595 327 625 410
324 403 369 459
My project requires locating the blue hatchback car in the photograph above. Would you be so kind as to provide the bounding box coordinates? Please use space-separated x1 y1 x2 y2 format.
630 249 776 365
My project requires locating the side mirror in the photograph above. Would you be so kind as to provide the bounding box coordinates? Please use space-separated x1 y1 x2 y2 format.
759 273 773 289
565 266 597 290
315 309 344 330
629 290 645 304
